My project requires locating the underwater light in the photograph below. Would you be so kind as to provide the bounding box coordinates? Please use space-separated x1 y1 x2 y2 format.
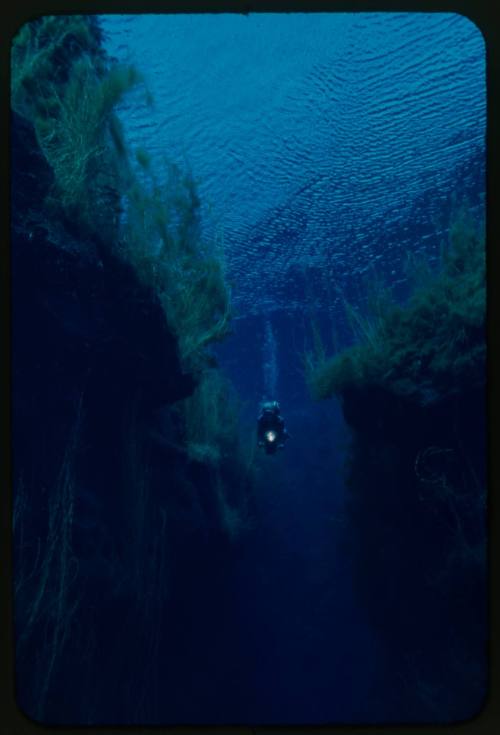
265 430 277 443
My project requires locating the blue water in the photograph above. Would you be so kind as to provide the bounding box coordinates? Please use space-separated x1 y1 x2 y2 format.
101 12 485 319
96 12 485 723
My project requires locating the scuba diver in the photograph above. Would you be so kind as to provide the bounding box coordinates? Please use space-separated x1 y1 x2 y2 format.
257 400 290 455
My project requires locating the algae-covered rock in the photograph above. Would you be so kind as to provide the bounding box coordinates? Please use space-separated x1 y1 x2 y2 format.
309 211 485 407
11 16 253 723
307 210 487 720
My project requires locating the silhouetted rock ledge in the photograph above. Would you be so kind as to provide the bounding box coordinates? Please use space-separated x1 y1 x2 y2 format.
334 351 487 721
11 111 194 431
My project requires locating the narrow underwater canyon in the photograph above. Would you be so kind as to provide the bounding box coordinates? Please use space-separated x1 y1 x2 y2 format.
10 13 487 726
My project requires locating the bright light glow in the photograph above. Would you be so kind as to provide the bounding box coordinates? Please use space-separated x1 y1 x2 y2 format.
265 430 277 443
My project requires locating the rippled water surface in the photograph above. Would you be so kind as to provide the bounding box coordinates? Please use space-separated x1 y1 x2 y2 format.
101 12 485 317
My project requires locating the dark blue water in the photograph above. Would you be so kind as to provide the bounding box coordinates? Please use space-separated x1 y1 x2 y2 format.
214 314 382 722
12 12 486 726
99 12 485 723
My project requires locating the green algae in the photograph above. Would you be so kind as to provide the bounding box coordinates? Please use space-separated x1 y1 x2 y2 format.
11 17 140 234
11 15 232 374
308 207 485 405
305 204 487 718
122 161 231 372
11 15 250 541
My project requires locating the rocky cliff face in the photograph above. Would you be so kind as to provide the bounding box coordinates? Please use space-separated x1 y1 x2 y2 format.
328 315 486 721
11 37 253 722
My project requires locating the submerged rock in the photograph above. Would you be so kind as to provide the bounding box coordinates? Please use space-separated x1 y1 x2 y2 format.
11 92 247 723
12 109 194 409
319 299 486 720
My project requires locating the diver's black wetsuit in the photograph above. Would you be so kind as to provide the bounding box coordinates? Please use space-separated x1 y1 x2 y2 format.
257 408 289 451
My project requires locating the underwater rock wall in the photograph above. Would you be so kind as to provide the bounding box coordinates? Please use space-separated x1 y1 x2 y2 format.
342 380 486 720
11 17 253 723
309 219 487 720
